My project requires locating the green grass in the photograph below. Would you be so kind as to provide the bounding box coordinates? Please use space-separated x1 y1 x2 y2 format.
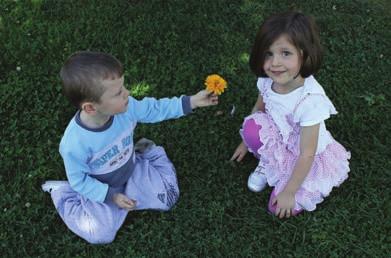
1 0 390 257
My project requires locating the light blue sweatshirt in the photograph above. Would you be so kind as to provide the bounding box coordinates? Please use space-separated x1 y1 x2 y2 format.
59 95 192 202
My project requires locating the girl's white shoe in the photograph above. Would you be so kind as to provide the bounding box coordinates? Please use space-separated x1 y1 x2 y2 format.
247 165 267 192
41 181 69 193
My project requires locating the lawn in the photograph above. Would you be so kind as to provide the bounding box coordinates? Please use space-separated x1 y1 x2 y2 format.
1 0 390 257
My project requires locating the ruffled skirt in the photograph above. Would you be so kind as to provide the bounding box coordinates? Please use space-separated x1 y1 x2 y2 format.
242 112 350 211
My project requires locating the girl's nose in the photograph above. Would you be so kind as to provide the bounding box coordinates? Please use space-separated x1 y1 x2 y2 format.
271 56 280 66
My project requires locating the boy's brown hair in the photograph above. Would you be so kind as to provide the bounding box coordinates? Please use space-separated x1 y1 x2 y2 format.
249 11 323 78
60 51 124 108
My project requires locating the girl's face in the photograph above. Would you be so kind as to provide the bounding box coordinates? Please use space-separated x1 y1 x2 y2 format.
263 34 304 91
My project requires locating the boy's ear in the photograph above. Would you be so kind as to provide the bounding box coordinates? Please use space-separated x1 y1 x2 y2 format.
81 102 97 114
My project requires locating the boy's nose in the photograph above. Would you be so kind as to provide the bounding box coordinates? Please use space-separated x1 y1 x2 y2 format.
124 88 129 98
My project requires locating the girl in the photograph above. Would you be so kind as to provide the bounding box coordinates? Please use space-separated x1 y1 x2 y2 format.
231 12 350 218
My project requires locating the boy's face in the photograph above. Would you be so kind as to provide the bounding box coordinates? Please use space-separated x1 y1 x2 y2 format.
94 76 129 116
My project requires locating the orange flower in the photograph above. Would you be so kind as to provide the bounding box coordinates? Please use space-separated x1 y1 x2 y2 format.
204 74 227 95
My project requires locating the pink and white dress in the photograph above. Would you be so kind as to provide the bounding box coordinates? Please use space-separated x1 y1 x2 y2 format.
241 76 350 211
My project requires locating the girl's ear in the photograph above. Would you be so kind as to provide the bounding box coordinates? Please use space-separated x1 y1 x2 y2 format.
81 102 96 114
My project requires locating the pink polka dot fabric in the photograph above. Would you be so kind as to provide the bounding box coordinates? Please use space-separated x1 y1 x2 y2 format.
241 112 350 211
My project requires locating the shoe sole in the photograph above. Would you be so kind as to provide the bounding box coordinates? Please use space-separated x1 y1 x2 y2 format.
41 180 69 192
247 182 266 193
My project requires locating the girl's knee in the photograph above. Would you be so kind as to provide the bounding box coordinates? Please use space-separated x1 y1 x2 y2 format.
242 118 263 153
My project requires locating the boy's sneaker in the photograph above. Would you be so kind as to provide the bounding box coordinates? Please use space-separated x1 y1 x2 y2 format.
247 164 267 192
134 138 155 153
41 181 69 193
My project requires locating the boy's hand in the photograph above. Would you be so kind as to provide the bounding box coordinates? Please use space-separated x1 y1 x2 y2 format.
190 90 219 109
113 193 137 210
230 142 248 162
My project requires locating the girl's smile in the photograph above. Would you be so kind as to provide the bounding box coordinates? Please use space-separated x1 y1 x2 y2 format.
270 70 287 76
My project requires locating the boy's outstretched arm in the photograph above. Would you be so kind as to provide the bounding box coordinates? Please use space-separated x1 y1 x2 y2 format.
127 90 217 123
190 90 219 109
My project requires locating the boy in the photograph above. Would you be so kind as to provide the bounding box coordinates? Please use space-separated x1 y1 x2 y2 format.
42 51 218 244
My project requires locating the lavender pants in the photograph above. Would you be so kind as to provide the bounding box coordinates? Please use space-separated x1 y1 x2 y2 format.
49 145 179 244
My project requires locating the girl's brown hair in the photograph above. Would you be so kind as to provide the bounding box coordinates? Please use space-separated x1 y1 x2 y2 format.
249 11 322 78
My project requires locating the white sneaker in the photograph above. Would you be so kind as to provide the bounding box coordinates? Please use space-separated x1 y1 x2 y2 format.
134 138 155 153
41 181 69 193
247 165 267 192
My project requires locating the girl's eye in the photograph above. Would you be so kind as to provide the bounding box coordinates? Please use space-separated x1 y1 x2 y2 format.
282 51 292 56
264 51 273 58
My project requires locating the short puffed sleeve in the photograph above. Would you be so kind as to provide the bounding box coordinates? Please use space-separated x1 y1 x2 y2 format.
294 94 338 126
256 77 271 95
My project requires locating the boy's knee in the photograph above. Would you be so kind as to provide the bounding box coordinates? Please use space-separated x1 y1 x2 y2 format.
158 188 179 211
85 230 116 244
76 216 118 244
165 196 179 211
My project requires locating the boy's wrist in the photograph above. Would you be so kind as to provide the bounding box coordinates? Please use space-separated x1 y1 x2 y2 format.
182 95 193 114
104 187 116 203
190 95 197 109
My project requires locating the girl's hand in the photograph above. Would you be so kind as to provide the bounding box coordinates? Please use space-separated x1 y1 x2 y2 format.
113 193 137 210
230 142 248 162
272 191 296 219
190 90 219 109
